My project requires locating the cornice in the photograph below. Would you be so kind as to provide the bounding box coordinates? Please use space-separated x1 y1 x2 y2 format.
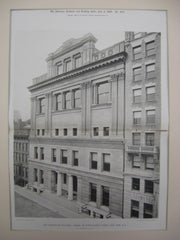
28 52 127 92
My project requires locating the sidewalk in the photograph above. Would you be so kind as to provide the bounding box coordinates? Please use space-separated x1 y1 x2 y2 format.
14 185 88 218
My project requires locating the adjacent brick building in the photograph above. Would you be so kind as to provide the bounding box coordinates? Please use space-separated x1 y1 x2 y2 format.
27 32 161 218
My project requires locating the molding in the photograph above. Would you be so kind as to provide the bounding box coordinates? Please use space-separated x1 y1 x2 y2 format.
28 52 127 92
29 136 124 149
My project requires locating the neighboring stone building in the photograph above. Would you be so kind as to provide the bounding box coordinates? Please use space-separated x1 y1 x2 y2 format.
28 32 160 218
124 32 161 218
14 125 30 187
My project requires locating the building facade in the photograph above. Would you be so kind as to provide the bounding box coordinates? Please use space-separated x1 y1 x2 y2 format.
14 126 30 187
28 32 160 218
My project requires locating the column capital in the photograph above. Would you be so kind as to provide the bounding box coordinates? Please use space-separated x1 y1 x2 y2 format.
110 71 125 81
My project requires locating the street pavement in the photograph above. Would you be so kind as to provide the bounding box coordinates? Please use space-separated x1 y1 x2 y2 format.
14 185 88 218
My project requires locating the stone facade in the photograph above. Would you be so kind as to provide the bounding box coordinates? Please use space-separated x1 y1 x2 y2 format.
28 32 161 218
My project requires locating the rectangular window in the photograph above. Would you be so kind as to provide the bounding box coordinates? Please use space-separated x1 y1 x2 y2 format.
63 173 67 184
146 110 155 124
61 150 68 164
146 63 155 79
102 186 109 207
52 148 56 162
66 60 72 72
39 98 45 114
40 147 44 160
90 152 98 169
103 127 109 136
133 45 142 60
37 129 40 136
73 151 79 166
133 66 142 81
90 183 97 202
55 128 59 136
132 133 141 145
103 153 110 172
40 170 44 184
64 92 71 109
34 147 38 159
74 56 81 68
63 128 68 136
73 128 77 136
145 180 154 193
132 178 140 190
146 133 155 146
34 168 38 182
132 154 141 168
131 200 139 218
146 86 155 101
144 203 153 218
133 111 141 125
93 127 99 136
133 89 142 103
55 93 62 111
146 41 155 56
145 155 154 170
57 63 63 75
97 82 109 104
74 89 81 108
42 129 45 136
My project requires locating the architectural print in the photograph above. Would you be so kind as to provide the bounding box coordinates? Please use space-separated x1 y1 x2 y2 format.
13 31 161 220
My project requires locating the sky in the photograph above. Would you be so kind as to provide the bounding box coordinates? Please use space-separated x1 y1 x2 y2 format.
10 9 167 121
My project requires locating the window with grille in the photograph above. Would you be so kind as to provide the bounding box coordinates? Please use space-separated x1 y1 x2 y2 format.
133 45 142 60
55 93 62 111
144 203 153 218
146 86 155 101
131 200 139 218
90 152 98 169
146 132 155 146
133 111 141 125
132 178 140 190
133 66 142 81
146 110 155 124
74 89 81 108
146 41 155 56
145 180 154 193
146 63 155 79
97 82 109 104
132 154 141 168
64 92 71 109
103 153 110 172
61 150 68 164
145 155 154 170
39 98 45 114
133 89 142 103
132 133 141 145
